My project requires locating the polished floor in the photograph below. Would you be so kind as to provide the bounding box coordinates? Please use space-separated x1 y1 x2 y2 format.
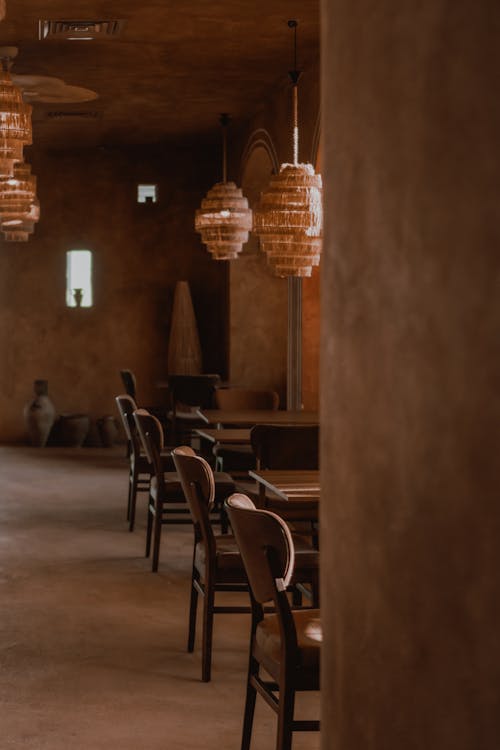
0 446 319 750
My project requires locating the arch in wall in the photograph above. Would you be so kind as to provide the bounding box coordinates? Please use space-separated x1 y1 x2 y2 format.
239 128 280 184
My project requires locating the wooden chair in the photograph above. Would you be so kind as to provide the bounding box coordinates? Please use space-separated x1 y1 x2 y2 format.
226 493 321 750
172 446 248 682
115 394 175 531
212 388 279 473
250 424 319 524
120 368 170 436
134 410 235 572
167 373 221 444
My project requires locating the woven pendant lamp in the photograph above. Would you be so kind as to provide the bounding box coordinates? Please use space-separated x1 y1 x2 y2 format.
195 114 252 260
0 161 39 240
3 198 40 241
253 21 323 278
0 48 33 177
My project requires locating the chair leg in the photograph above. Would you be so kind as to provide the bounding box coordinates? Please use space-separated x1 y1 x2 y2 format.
151 501 163 572
126 465 132 521
241 655 258 750
276 682 295 750
188 566 199 652
145 501 153 558
129 472 139 532
201 574 215 682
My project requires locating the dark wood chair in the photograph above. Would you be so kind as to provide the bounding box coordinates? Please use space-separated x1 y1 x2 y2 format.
134 410 235 572
171 446 248 682
120 368 170 435
212 388 279 473
226 493 321 750
167 373 221 444
115 394 175 531
173 449 319 683
249 424 319 524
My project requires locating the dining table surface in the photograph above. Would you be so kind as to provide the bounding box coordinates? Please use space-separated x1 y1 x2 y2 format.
248 469 320 504
194 427 252 444
196 408 319 426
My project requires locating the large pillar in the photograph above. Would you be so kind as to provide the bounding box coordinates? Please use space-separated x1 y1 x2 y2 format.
320 2 499 748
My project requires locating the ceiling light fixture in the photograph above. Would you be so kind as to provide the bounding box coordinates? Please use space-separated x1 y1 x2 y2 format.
195 113 252 261
0 161 40 241
253 20 323 278
0 47 33 177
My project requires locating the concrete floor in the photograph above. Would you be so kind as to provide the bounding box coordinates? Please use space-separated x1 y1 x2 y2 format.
0 447 319 749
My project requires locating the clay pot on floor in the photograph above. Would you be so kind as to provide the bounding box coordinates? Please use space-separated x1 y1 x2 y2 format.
23 380 56 447
97 415 118 447
59 414 90 447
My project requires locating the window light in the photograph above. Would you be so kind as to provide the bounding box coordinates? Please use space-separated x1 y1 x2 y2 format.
66 250 92 307
137 184 158 203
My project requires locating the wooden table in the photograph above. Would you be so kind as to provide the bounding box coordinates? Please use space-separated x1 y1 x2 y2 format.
194 428 251 445
248 469 320 506
197 409 319 426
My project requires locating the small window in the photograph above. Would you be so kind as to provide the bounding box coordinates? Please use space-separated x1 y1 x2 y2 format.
66 250 93 307
137 184 158 203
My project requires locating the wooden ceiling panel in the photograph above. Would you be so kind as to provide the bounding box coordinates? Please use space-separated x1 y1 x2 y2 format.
0 0 319 147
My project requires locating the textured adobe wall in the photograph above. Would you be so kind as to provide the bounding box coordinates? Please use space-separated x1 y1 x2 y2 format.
321 1 500 748
0 144 227 442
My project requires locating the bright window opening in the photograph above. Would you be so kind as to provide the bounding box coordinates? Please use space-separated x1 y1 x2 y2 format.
66 250 93 307
137 184 158 203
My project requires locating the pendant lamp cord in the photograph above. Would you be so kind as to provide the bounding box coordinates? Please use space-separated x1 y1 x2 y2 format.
288 20 301 166
220 113 230 183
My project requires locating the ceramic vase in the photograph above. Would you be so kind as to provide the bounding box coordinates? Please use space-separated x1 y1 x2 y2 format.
97 415 118 447
59 414 90 447
23 380 56 447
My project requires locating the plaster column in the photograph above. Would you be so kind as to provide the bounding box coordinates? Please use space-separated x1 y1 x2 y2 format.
320 2 499 748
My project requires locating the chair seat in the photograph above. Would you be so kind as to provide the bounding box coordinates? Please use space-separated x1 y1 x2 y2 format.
135 451 175 474
195 535 244 573
150 473 186 501
255 609 322 679
150 471 234 504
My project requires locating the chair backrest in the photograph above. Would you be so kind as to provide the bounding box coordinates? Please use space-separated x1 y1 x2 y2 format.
226 493 295 604
133 409 164 473
172 447 215 532
168 374 221 409
251 424 319 470
120 369 137 400
115 393 137 442
215 387 279 411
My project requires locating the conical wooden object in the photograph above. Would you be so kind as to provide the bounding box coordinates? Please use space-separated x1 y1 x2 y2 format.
167 281 202 375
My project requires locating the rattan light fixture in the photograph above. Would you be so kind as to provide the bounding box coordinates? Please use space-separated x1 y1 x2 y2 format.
253 21 322 278
3 197 40 241
195 114 252 261
0 160 39 241
0 48 33 177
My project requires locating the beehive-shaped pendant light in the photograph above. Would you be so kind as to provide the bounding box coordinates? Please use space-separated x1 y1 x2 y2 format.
253 21 323 278
3 197 40 241
0 160 39 241
195 114 252 260
0 48 32 177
